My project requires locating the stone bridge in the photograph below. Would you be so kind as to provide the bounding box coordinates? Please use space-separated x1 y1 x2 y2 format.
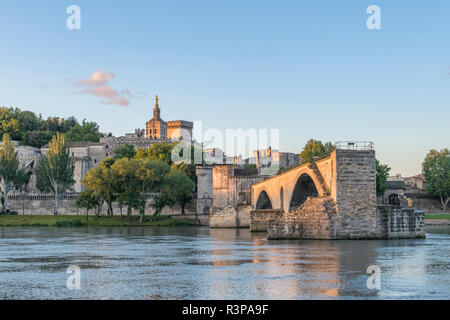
251 156 335 213
250 145 425 239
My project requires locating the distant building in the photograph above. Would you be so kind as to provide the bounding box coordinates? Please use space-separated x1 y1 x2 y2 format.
254 147 300 174
388 174 405 182
41 141 108 193
404 174 427 190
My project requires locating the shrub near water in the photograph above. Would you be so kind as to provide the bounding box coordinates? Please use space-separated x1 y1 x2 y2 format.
55 219 84 227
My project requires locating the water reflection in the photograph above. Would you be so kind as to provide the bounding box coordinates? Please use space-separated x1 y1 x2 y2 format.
0 226 448 300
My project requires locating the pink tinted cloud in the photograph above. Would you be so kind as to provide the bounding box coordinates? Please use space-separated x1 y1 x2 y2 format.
72 71 133 106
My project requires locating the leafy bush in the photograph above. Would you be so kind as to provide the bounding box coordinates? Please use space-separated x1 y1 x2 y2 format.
55 219 73 227
72 219 84 226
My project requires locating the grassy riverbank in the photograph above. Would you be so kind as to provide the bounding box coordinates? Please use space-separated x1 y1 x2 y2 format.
425 214 450 220
0 215 196 227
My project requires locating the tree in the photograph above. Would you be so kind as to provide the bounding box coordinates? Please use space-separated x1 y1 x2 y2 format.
135 142 175 164
0 106 101 148
66 120 102 142
36 133 75 215
135 159 170 223
0 134 29 212
376 160 391 197
81 157 118 217
300 139 334 164
76 191 98 221
150 191 175 221
111 158 171 223
114 144 136 160
163 170 195 215
422 149 450 211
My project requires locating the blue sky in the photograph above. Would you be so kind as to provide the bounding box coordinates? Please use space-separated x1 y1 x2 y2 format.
1 0 449 176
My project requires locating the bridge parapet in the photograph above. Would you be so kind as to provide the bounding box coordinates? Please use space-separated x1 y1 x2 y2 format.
334 141 374 150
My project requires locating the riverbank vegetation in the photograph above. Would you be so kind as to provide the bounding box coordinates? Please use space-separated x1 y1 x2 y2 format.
77 141 197 223
0 215 195 227
425 214 450 220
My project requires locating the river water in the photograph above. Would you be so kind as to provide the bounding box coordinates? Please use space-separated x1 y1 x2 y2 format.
0 226 448 300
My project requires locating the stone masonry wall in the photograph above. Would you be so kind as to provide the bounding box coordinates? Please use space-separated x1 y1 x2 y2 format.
377 205 425 239
250 209 284 232
267 198 426 240
210 205 253 228
268 197 337 239
8 194 198 216
332 149 379 239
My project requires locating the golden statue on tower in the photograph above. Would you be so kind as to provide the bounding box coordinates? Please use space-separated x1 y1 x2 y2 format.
155 95 159 107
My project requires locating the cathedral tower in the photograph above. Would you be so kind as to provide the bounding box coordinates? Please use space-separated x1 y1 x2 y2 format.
146 95 167 140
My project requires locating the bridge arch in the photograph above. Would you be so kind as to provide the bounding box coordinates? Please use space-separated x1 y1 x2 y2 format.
288 173 319 211
256 190 273 209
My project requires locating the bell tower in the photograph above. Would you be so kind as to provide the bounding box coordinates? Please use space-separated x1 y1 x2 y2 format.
146 95 167 140
153 95 161 119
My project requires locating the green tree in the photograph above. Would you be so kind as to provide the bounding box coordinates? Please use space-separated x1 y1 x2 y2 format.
66 120 102 142
135 142 175 164
36 133 75 215
76 191 98 221
162 170 195 215
0 106 102 148
300 139 334 164
150 191 175 221
114 144 136 160
81 157 118 218
136 160 171 223
0 134 29 212
422 148 450 211
376 160 391 197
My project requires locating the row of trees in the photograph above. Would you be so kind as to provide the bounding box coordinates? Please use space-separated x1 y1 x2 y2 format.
77 142 196 223
0 133 74 213
0 107 102 148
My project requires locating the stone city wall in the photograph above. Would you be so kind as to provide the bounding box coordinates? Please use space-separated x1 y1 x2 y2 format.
7 194 198 216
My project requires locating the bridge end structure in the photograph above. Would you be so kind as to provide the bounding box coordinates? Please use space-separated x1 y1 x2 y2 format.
251 142 425 240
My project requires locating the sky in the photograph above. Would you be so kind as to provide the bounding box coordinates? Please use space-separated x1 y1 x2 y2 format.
0 0 449 176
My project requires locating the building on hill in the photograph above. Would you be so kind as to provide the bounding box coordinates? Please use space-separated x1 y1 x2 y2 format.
41 141 108 193
36 96 194 193
145 95 193 141
6 141 41 194
102 95 193 152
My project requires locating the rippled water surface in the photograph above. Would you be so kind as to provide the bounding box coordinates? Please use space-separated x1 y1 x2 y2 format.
0 226 449 300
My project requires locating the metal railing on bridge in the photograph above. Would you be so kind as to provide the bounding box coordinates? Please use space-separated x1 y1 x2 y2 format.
334 141 374 150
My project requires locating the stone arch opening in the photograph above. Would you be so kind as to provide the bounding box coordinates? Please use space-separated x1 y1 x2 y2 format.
389 193 400 206
256 190 273 209
289 173 319 211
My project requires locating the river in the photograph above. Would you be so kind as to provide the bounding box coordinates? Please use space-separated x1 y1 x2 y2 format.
0 226 448 300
